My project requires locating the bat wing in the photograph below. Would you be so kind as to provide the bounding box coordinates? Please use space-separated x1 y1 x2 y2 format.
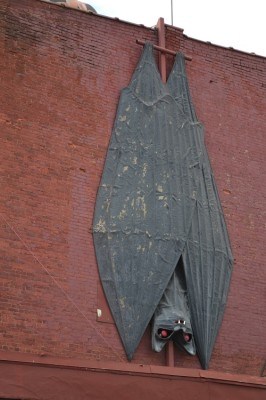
168 53 233 369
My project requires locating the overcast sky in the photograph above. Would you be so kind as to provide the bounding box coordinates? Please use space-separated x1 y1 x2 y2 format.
83 0 265 56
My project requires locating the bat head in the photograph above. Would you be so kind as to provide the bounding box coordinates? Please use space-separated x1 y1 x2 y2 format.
152 314 196 355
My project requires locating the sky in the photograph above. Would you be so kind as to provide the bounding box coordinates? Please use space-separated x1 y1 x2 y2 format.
82 0 265 56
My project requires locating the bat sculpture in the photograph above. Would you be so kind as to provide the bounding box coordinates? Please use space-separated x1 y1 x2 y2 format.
93 43 233 369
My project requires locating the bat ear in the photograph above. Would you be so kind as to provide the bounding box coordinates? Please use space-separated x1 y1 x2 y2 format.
129 43 166 105
168 52 198 122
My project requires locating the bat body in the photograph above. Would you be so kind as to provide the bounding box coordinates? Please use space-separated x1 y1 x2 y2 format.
93 44 233 368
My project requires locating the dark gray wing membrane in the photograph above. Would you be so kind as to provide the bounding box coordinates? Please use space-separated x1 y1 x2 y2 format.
93 44 202 360
168 53 233 369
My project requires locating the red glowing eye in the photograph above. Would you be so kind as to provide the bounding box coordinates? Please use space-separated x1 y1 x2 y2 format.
183 333 191 342
160 330 168 338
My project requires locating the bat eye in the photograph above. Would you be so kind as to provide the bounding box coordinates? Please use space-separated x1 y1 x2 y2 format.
183 333 191 342
157 329 172 338
175 319 185 325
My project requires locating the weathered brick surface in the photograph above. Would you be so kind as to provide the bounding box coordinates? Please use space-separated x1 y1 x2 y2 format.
0 0 265 375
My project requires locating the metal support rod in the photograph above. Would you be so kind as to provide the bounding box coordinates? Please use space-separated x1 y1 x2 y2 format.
171 0 173 25
157 16 174 366
166 341 175 367
136 40 192 61
157 17 167 83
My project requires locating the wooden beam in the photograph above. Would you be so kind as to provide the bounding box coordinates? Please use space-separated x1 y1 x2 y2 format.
157 17 167 83
165 341 175 367
136 40 192 61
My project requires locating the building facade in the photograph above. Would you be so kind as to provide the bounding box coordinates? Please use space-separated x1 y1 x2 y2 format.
0 0 265 398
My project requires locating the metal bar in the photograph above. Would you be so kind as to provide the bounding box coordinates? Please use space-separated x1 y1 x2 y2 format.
136 40 192 61
166 341 175 367
171 0 173 25
157 16 174 365
157 17 167 83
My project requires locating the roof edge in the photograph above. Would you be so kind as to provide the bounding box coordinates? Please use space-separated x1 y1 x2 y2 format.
166 24 265 59
39 0 155 31
1 351 265 387
38 1 265 58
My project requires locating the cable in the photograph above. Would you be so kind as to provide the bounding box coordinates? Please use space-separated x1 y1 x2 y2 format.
0 213 124 363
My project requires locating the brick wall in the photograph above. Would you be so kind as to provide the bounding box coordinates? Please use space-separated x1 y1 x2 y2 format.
0 0 265 375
